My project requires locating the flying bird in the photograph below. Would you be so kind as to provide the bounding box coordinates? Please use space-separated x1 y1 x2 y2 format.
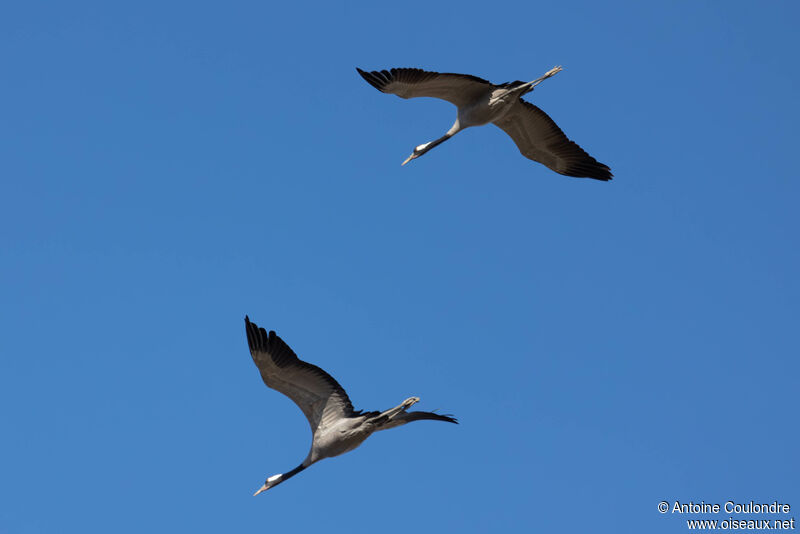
357 65 612 180
244 316 457 495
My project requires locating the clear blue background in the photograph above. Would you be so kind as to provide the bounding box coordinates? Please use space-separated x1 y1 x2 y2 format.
2 1 797 532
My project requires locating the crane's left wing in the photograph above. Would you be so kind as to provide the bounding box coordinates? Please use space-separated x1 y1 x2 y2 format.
245 317 359 433
493 100 612 181
357 67 491 108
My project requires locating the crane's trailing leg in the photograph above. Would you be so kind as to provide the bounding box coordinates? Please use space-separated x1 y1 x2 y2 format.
372 396 420 424
527 65 563 90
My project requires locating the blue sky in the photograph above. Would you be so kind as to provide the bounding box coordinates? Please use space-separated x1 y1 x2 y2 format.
1 1 798 532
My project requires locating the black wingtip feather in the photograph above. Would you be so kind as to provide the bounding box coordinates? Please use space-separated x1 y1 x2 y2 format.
568 166 613 181
356 67 387 93
244 315 260 352
586 166 613 181
244 316 275 354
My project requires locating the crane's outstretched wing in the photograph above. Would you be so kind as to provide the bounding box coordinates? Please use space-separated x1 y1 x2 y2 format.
245 317 359 433
357 67 491 108
493 100 613 181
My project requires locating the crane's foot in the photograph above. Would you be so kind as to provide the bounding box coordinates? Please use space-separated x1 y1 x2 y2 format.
402 396 420 409
545 65 563 78
528 66 564 90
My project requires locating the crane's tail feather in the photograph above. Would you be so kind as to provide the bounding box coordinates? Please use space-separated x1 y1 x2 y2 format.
371 410 458 431
405 411 459 424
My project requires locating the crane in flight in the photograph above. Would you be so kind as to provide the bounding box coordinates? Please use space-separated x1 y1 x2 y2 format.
357 65 612 181
244 317 457 495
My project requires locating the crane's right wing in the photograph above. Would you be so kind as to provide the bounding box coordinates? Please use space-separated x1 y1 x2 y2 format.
493 100 613 181
357 67 491 108
245 317 358 433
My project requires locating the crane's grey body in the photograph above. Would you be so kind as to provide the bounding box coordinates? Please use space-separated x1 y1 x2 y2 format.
357 65 613 180
456 91 511 129
244 317 456 495
303 396 420 462
308 417 369 461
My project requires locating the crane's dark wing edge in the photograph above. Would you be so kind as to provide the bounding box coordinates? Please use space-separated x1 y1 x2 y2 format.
356 67 492 107
494 100 613 181
245 317 366 428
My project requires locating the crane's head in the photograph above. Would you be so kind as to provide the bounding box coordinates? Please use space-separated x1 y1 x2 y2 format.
253 474 282 496
401 143 431 166
253 462 308 495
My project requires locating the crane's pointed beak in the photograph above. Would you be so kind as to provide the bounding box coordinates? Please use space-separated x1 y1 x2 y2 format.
253 484 269 496
401 154 414 166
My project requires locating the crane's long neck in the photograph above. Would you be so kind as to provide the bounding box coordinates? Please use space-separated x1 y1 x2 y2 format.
428 120 464 152
253 462 307 496
403 122 462 165
424 132 454 152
